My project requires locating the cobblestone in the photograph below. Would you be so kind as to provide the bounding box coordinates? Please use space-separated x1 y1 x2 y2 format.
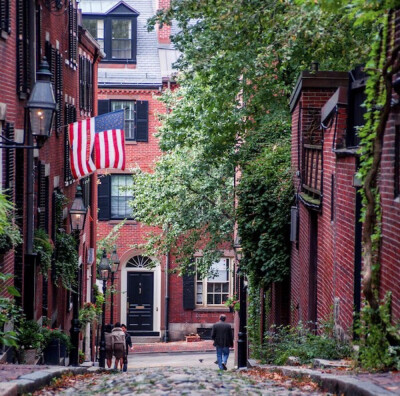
36 367 326 396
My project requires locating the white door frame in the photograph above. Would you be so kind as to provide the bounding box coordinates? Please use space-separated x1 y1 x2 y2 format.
120 253 161 333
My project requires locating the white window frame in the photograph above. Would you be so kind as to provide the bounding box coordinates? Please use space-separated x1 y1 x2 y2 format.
195 258 233 308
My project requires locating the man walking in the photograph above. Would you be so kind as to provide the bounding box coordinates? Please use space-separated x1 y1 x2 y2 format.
211 314 233 370
111 322 126 371
121 324 132 372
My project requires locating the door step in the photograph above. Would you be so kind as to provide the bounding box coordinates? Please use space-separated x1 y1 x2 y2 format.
131 336 161 344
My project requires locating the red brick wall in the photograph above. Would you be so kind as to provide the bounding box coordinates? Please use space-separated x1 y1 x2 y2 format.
0 1 100 348
290 65 400 335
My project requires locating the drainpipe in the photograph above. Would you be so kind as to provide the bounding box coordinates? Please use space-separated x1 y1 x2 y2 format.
164 251 170 342
26 0 36 255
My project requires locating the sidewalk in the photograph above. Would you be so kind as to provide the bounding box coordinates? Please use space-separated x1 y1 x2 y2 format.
131 339 216 354
248 359 400 396
0 364 91 396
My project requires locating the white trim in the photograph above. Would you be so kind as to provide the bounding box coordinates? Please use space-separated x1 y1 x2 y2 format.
120 255 161 333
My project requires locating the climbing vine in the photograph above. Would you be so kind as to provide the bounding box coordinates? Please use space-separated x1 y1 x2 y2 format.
356 6 400 368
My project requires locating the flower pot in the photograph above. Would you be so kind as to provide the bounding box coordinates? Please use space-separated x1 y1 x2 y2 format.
185 335 201 343
43 339 61 365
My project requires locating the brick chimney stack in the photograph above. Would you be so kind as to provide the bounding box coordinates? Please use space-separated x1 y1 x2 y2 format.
156 0 171 44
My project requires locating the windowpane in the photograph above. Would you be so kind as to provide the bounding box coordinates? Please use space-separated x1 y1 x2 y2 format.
83 19 104 52
112 20 131 59
111 101 135 140
111 175 133 219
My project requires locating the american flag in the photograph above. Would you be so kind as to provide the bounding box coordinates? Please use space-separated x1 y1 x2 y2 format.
69 110 126 180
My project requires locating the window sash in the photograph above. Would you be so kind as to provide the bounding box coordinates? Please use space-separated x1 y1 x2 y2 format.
196 258 231 307
110 175 133 219
111 100 135 140
111 19 131 59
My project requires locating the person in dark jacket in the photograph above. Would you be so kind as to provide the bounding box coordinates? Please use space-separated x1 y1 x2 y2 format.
121 324 132 372
211 314 233 370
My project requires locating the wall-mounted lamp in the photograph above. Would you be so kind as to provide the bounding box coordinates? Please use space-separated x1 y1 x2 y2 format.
0 58 56 149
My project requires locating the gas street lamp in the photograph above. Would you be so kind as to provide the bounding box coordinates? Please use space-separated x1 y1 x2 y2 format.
109 247 120 325
27 58 56 140
98 249 110 368
69 186 87 366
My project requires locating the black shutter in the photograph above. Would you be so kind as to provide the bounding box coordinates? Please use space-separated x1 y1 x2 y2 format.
79 56 83 109
97 175 110 220
36 5 42 66
182 272 195 310
56 50 63 135
136 100 149 142
98 100 110 115
17 0 30 97
64 104 76 185
38 162 49 232
5 123 15 199
0 0 10 34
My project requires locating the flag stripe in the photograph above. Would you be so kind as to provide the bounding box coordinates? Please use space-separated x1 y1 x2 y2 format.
112 130 119 169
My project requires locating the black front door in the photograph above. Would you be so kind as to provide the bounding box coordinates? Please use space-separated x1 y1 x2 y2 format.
127 272 154 333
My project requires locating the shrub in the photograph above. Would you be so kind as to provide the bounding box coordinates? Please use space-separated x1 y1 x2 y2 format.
262 322 353 365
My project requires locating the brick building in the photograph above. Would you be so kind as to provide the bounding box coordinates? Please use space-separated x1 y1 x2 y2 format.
289 60 400 334
0 0 101 363
80 0 234 341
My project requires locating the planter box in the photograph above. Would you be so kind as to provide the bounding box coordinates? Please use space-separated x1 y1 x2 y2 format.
43 339 67 365
185 335 201 343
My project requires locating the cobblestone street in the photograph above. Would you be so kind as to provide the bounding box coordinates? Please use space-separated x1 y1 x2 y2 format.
35 366 325 396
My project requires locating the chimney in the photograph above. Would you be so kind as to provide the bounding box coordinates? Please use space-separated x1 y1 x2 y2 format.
156 0 171 44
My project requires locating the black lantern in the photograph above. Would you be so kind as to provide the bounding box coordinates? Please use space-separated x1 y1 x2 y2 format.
99 249 110 281
27 58 56 138
110 248 120 274
70 186 87 232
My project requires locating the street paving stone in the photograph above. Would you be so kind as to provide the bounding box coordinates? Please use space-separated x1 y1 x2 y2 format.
37 367 326 396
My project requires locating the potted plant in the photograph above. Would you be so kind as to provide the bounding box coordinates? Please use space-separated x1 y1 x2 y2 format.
41 326 72 365
79 302 98 329
224 295 240 312
16 320 43 364
185 333 201 342
0 221 22 255
33 229 54 278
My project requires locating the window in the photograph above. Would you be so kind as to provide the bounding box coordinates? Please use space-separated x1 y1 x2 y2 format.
98 100 148 142
97 174 134 220
83 19 104 52
82 2 138 63
112 19 131 59
111 101 135 139
79 55 93 113
111 175 133 219
196 258 231 307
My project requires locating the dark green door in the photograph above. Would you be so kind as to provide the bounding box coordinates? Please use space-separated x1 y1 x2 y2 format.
127 272 154 332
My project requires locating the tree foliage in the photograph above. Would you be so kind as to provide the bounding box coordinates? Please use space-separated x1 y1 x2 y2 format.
128 0 375 277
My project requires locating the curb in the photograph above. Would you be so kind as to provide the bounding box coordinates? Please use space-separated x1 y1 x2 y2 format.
0 366 101 396
248 360 396 396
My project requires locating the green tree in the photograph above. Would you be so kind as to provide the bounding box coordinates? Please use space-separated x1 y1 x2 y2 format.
130 0 372 278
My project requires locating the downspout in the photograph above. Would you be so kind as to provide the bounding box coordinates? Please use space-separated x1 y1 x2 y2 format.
26 0 36 254
164 251 170 342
